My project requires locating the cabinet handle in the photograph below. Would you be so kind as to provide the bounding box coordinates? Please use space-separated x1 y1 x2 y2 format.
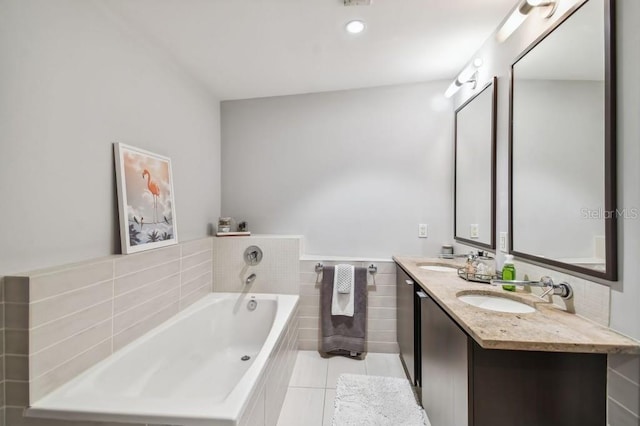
405 280 414 285
416 291 429 299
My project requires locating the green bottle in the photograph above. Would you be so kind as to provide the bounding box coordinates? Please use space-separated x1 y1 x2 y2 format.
502 254 516 292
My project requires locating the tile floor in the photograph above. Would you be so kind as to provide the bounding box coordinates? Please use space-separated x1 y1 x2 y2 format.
276 351 408 426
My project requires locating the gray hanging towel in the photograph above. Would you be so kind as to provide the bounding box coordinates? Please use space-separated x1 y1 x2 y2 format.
320 265 367 355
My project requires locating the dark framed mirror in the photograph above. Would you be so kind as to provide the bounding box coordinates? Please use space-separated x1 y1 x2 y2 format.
455 77 497 250
509 0 617 280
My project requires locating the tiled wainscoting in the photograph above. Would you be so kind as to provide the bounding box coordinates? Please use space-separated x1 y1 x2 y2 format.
239 304 300 426
608 354 640 426
213 236 300 294
514 261 610 326
1 282 5 426
2 237 213 425
298 259 399 354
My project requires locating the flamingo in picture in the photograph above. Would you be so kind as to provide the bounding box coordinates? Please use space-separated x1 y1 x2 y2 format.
142 169 160 224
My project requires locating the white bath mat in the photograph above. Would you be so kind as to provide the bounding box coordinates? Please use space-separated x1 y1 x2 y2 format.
332 374 429 426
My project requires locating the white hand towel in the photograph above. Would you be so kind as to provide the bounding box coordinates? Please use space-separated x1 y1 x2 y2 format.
332 264 355 317
336 264 353 294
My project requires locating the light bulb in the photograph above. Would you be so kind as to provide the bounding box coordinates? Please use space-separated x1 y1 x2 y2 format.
345 20 365 34
496 8 527 42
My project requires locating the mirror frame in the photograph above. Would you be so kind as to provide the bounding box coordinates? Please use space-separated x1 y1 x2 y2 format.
509 0 617 281
454 77 497 250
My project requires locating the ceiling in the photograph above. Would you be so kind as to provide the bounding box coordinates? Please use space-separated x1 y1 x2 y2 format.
105 0 516 100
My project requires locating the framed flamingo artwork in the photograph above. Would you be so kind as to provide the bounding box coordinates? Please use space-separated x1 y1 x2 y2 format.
114 143 178 254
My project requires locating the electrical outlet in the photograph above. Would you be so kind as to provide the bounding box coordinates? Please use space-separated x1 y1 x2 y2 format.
470 224 479 239
418 224 428 238
499 232 508 252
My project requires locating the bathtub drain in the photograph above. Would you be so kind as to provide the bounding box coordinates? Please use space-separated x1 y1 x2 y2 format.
241 355 251 361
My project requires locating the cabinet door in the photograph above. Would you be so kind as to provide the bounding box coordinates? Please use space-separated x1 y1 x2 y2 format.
396 266 416 384
421 296 469 426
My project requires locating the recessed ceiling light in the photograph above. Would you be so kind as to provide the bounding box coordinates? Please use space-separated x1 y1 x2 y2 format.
345 20 365 34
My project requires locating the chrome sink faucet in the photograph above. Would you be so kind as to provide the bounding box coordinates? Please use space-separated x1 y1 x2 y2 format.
490 276 573 300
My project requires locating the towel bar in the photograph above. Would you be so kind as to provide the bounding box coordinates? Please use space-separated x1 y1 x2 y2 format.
315 262 377 275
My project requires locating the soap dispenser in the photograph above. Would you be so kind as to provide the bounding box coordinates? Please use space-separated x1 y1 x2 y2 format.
501 255 516 292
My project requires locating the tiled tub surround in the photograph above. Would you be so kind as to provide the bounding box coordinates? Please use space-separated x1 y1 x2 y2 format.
238 302 299 426
298 258 399 354
28 293 299 426
3 237 213 424
609 353 640 425
213 236 301 295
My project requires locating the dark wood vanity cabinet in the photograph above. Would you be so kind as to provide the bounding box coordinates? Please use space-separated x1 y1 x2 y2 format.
421 294 468 425
469 344 606 426
417 285 607 426
396 266 420 385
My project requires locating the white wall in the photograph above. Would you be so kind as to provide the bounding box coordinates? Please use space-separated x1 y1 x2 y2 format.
221 82 453 258
0 0 222 275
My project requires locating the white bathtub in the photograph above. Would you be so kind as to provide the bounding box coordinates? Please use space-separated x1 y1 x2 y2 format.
28 293 299 426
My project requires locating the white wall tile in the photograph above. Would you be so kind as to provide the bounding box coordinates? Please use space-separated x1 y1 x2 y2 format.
113 288 179 334
114 245 181 278
365 342 400 354
30 319 112 379
29 260 113 302
5 236 215 413
297 259 398 352
609 398 640 426
29 300 112 353
610 354 640 385
213 236 300 294
114 273 180 314
180 271 212 296
180 238 213 258
181 250 213 270
113 301 180 352
179 283 211 310
114 260 180 296
30 281 112 327
515 261 610 326
30 340 112 403
609 369 640 417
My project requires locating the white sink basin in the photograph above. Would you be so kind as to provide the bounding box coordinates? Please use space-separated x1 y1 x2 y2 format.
419 265 458 272
457 294 535 314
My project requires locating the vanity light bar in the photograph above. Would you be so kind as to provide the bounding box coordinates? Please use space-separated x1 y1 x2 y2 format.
496 0 558 42
444 60 482 99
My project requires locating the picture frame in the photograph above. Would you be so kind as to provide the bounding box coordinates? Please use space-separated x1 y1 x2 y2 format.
114 143 178 254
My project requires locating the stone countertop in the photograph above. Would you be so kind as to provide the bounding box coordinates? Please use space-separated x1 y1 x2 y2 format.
393 256 640 354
